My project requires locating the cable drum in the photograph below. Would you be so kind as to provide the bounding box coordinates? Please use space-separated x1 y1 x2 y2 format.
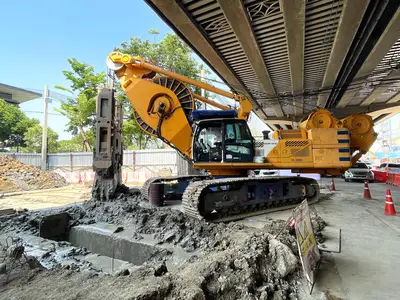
152 76 195 121
133 76 195 136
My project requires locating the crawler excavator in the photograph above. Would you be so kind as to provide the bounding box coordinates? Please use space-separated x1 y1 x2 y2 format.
92 52 377 222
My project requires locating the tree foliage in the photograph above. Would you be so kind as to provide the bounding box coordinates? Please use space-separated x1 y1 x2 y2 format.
0 99 39 148
55 33 208 151
58 132 95 152
55 59 105 151
57 140 82 153
122 117 161 150
23 123 59 153
59 58 105 100
117 33 203 80
116 33 206 149
56 93 96 135
148 29 160 43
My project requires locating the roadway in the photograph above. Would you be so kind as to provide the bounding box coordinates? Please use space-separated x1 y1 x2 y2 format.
240 178 400 299
318 179 400 300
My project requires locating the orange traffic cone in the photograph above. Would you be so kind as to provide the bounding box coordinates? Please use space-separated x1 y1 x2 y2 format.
330 177 336 191
363 181 372 199
384 189 397 216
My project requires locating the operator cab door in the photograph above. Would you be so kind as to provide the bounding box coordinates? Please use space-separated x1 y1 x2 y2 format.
192 119 254 163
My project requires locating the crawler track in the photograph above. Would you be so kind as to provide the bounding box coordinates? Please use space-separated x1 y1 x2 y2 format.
182 176 320 222
141 175 209 200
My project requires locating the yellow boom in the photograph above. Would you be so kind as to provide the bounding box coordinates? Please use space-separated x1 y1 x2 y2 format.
107 51 377 176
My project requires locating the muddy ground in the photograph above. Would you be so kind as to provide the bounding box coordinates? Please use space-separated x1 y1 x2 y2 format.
0 188 329 300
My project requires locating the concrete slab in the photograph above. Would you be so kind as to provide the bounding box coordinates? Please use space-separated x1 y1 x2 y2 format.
313 179 400 300
69 223 197 271
69 223 156 266
0 209 16 216
0 233 136 275
81 253 137 274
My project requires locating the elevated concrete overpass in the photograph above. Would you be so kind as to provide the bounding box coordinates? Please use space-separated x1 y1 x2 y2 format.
145 0 400 129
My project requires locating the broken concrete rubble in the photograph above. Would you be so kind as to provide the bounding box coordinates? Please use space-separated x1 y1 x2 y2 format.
269 239 298 278
0 155 67 193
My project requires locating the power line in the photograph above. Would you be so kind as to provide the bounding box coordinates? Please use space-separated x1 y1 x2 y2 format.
21 110 63 116
23 87 71 104
198 64 400 101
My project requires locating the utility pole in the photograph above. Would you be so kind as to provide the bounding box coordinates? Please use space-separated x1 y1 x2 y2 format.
200 69 206 110
41 85 49 170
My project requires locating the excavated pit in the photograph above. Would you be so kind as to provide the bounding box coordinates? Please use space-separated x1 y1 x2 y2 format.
0 187 330 299
1 210 191 276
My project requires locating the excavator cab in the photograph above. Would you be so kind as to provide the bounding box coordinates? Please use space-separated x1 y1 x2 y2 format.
192 113 254 163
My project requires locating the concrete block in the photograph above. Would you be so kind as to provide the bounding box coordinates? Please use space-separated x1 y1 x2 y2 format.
0 208 16 216
69 223 161 265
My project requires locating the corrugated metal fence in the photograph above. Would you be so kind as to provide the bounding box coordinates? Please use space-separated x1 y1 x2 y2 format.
4 152 42 167
3 149 194 176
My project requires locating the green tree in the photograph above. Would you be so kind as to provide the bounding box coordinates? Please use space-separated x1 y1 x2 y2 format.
55 33 209 152
58 132 95 152
122 117 158 150
55 93 96 151
116 33 207 149
117 33 203 80
148 29 160 43
59 58 105 100
55 59 105 151
0 99 38 149
23 123 59 153
57 140 82 152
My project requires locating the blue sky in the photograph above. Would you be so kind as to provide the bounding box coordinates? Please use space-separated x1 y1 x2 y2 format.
0 0 173 140
1 0 266 140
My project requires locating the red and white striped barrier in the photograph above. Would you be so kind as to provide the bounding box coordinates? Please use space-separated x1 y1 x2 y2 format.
56 171 153 184
372 170 387 183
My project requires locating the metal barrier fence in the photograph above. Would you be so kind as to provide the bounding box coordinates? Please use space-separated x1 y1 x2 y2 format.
2 149 195 176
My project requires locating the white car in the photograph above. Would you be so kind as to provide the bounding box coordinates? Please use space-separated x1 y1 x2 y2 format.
250 169 321 180
251 169 279 177
379 163 400 173
344 162 374 182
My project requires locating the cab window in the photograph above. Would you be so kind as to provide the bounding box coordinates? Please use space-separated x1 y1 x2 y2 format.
193 123 223 162
224 122 253 162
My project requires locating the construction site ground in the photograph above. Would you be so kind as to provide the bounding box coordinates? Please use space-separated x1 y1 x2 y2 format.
0 185 91 211
0 178 399 300
242 178 400 300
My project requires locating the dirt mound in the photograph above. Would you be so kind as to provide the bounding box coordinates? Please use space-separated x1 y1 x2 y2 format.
0 232 300 300
0 155 67 192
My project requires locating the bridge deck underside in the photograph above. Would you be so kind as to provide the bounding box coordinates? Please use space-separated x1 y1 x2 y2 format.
146 0 400 129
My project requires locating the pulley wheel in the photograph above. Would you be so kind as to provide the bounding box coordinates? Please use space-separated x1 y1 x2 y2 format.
309 110 334 128
349 114 372 135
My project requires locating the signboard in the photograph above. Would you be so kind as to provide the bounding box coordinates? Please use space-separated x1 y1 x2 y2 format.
292 200 320 285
